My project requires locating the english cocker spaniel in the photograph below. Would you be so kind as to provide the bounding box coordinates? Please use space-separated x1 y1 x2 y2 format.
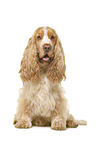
14 27 87 130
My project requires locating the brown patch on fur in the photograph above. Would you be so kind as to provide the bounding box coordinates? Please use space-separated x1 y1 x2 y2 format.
47 27 57 40
35 27 44 40
19 36 41 82
47 39 66 83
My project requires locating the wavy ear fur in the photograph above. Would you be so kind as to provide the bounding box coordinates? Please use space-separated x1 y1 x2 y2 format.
47 38 66 83
19 36 40 82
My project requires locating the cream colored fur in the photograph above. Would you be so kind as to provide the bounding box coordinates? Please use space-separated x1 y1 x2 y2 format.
14 76 68 128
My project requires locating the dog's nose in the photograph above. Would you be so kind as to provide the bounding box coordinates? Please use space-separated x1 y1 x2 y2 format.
43 44 51 52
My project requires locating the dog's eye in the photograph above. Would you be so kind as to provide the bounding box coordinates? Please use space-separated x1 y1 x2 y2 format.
37 36 42 40
51 35 55 40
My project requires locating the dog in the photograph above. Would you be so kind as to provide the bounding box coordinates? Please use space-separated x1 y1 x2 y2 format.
14 27 87 130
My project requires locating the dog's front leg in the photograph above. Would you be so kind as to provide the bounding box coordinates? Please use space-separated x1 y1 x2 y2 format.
14 97 32 128
51 97 68 130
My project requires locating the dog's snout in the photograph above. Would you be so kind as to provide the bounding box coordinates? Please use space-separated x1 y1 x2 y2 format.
43 44 51 52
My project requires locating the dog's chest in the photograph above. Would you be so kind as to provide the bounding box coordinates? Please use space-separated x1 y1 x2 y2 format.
25 77 58 117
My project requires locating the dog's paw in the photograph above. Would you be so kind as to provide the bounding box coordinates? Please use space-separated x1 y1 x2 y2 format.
51 117 66 130
66 120 78 128
14 119 32 129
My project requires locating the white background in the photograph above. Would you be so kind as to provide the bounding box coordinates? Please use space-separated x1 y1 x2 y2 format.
0 0 96 144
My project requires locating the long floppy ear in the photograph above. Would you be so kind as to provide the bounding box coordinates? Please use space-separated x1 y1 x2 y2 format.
47 38 66 83
19 36 40 82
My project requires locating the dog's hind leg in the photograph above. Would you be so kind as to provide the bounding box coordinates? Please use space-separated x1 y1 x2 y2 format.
66 114 87 128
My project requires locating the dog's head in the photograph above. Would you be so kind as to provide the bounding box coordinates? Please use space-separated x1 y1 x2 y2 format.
20 27 66 83
34 27 57 64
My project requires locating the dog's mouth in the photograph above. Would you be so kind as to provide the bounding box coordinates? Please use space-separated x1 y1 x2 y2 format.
37 53 54 63
42 54 50 61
